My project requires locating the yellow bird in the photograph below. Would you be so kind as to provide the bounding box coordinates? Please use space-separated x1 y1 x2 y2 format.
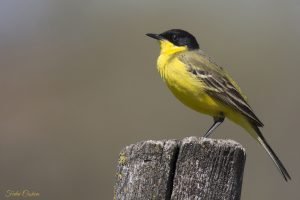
146 29 290 181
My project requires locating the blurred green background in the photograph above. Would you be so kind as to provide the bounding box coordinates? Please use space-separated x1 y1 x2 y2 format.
0 0 299 199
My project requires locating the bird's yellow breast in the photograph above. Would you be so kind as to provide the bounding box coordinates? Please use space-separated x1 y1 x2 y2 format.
157 40 222 116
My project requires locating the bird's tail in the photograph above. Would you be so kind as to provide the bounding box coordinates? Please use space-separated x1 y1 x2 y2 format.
249 125 291 181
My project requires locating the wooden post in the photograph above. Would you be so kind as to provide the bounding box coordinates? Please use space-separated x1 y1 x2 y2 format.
114 137 246 200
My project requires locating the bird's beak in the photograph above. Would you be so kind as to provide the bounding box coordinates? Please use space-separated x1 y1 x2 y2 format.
146 33 163 40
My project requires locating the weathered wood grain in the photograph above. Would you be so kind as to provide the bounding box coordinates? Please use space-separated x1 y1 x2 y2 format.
171 137 246 200
114 140 179 200
114 137 246 200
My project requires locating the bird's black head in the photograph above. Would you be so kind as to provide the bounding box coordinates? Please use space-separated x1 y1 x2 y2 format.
146 29 199 50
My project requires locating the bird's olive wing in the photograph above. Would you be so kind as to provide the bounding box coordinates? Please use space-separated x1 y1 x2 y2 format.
180 52 264 127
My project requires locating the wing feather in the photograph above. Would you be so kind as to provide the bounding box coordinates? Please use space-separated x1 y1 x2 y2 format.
179 51 264 127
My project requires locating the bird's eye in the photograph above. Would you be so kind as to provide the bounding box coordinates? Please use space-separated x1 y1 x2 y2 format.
172 34 178 41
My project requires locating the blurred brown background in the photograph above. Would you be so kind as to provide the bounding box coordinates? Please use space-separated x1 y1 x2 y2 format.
0 0 299 199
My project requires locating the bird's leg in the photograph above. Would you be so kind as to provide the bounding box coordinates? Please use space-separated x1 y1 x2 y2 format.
203 115 225 138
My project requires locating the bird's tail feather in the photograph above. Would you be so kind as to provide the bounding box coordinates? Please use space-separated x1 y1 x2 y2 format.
251 125 291 181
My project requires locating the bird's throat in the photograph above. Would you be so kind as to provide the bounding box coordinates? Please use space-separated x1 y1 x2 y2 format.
159 40 187 55
157 40 187 80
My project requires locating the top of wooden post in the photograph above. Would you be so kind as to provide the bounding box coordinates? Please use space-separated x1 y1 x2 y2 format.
114 137 246 200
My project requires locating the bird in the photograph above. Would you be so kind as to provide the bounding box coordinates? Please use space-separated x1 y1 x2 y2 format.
146 29 291 181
